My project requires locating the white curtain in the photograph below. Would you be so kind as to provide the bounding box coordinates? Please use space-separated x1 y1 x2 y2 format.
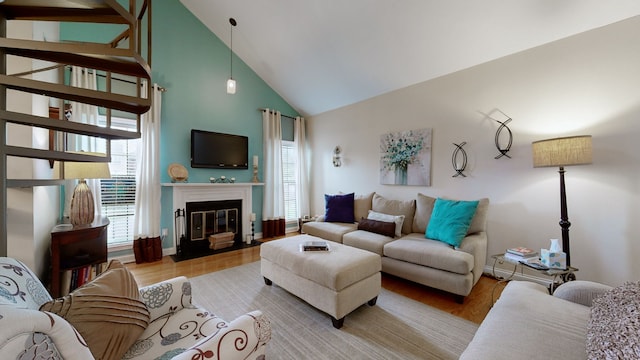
68 66 103 218
262 109 285 220
294 116 310 218
133 83 162 238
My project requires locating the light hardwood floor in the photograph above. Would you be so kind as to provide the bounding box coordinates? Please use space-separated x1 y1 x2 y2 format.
126 236 503 324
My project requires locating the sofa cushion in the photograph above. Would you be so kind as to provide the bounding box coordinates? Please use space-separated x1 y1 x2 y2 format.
412 193 436 233
302 221 357 243
426 198 479 247
372 193 415 235
586 281 640 360
343 229 397 255
467 197 489 234
39 260 150 360
383 234 474 275
367 210 405 238
324 193 355 223
357 217 396 238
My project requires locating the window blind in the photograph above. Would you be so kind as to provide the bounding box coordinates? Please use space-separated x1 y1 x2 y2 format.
282 141 298 222
98 116 139 246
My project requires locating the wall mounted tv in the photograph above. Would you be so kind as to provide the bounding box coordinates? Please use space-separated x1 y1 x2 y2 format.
191 129 249 169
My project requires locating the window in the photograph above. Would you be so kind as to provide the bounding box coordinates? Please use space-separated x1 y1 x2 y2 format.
282 141 298 222
98 116 139 247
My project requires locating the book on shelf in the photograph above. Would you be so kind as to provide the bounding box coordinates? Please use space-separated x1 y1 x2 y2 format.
59 261 109 296
506 247 538 257
300 241 330 252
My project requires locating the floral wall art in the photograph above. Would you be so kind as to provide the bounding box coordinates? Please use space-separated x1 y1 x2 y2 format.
380 128 432 186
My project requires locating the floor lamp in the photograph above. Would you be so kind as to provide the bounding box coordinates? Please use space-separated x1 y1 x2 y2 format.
63 153 111 226
532 135 592 267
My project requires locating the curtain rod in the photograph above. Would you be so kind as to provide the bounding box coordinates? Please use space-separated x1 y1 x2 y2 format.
258 108 297 120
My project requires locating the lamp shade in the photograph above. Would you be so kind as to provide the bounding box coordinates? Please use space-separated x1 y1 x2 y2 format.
532 135 592 168
63 152 111 180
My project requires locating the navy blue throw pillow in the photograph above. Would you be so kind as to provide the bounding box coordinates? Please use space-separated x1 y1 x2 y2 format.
324 193 355 223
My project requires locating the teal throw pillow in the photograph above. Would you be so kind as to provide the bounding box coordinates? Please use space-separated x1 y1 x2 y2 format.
426 198 479 247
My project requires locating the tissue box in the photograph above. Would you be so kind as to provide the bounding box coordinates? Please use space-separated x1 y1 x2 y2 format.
540 249 566 269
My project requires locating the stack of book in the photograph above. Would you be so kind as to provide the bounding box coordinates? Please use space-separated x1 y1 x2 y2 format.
300 240 330 252
504 247 538 262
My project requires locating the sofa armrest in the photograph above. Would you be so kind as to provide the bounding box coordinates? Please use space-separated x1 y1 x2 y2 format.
0 306 95 359
457 231 488 284
139 276 193 322
171 310 271 360
553 280 613 307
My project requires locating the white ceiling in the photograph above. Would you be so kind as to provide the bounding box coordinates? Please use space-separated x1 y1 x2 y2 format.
180 0 640 117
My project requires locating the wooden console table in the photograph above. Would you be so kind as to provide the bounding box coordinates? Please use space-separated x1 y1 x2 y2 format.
50 216 109 297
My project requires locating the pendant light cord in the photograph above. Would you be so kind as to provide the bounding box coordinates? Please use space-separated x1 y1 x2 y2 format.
229 18 237 79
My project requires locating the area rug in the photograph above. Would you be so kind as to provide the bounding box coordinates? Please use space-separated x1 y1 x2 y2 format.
190 261 478 359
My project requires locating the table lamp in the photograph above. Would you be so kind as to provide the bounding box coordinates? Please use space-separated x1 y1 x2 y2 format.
532 135 592 267
63 153 111 225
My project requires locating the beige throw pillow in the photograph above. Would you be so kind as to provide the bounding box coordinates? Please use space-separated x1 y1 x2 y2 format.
354 192 375 221
40 260 150 360
412 193 436 233
372 193 415 235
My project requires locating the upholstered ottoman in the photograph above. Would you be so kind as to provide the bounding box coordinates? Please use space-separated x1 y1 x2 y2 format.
260 234 381 328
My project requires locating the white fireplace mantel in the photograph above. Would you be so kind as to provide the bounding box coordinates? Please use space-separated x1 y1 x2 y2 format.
162 183 263 252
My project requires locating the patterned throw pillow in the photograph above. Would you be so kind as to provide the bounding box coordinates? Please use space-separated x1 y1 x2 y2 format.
40 260 150 360
586 281 640 359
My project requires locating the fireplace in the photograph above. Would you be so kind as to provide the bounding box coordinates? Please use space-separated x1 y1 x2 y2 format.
186 199 242 244
164 182 261 261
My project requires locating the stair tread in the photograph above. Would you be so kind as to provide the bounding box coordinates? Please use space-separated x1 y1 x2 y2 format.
1 38 150 79
0 110 140 141
0 75 151 115
4 146 111 163
0 0 134 24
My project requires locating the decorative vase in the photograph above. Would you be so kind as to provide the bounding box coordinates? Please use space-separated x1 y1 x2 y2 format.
394 165 408 185
549 238 561 252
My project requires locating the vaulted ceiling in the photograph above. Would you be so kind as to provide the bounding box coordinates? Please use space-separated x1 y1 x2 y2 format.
180 0 640 116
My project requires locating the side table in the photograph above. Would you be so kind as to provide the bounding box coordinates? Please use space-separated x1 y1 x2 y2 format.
490 253 578 303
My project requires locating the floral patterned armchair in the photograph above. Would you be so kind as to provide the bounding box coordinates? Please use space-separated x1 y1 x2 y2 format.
0 257 271 359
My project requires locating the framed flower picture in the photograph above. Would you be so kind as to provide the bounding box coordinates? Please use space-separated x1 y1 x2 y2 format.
380 128 432 186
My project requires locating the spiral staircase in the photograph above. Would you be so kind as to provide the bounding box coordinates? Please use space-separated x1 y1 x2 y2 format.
0 0 153 255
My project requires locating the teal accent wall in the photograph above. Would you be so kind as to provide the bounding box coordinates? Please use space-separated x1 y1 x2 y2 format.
60 0 299 251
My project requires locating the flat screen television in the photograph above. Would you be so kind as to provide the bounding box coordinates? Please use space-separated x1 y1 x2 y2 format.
191 129 248 169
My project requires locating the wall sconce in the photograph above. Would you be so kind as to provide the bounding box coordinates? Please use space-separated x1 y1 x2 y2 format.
332 146 342 167
451 141 468 177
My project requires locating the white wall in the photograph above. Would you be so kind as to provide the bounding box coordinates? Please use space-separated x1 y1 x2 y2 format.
306 16 640 286
6 20 60 277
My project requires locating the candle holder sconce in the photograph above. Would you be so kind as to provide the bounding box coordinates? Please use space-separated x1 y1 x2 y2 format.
452 142 468 177
493 116 513 159
332 146 342 167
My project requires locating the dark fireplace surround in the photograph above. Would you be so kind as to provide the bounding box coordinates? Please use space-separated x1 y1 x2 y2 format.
181 199 242 254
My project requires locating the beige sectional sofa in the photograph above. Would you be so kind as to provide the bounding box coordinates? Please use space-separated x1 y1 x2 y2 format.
302 192 489 302
461 280 623 359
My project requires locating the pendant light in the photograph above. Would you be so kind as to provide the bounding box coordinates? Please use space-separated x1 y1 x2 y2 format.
226 17 237 94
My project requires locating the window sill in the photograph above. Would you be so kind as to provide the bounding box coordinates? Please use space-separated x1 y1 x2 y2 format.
108 243 133 252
